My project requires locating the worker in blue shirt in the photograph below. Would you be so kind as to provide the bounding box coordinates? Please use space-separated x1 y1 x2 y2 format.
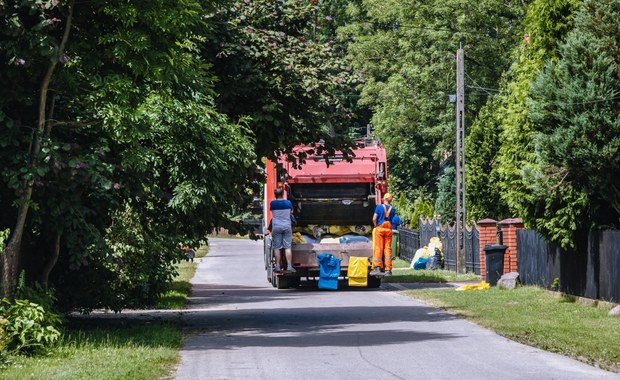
370 193 396 276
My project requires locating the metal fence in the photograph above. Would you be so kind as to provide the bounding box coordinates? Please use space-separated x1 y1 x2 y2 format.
398 218 480 274
397 228 420 262
517 229 620 302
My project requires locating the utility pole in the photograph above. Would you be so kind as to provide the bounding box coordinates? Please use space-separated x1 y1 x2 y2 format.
455 47 467 274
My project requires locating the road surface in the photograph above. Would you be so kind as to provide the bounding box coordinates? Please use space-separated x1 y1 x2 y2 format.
175 237 618 380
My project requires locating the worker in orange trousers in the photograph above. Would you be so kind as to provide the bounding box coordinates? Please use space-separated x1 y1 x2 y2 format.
370 193 396 276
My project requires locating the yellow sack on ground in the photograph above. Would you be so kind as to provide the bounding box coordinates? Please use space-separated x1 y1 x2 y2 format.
455 281 490 291
347 256 368 287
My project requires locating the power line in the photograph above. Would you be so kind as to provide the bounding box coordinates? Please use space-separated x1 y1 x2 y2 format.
566 95 620 105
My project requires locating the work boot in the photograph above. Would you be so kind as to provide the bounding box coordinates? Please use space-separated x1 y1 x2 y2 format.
274 264 281 273
369 268 382 276
384 270 392 276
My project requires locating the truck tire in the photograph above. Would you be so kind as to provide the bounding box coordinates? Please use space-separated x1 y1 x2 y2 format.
367 275 381 288
267 263 274 284
276 275 291 289
263 235 272 270
289 276 301 288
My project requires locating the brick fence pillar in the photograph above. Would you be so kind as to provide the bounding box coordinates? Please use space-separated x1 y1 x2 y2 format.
477 218 498 282
499 218 524 274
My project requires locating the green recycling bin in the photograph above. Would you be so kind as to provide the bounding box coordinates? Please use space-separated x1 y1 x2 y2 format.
391 229 400 258
484 244 507 286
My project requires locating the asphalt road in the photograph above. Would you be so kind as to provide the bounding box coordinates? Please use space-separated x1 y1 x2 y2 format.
174 237 618 380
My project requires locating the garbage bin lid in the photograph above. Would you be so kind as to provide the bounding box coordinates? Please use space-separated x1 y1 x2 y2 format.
483 244 507 251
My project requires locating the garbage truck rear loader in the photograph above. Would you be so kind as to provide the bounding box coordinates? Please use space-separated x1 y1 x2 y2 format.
263 139 389 289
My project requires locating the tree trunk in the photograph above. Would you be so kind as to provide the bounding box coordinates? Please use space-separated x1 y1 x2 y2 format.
40 230 61 291
0 0 75 298
0 186 32 297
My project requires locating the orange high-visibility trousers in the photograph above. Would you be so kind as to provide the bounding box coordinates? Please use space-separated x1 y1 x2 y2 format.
372 221 393 270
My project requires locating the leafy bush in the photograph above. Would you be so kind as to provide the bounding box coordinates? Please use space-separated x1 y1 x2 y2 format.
0 229 9 248
434 167 456 225
410 197 434 229
0 298 61 354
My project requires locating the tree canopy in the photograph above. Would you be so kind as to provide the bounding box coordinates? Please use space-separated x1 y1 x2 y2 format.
526 0 620 247
339 0 529 207
2 0 619 308
0 0 355 307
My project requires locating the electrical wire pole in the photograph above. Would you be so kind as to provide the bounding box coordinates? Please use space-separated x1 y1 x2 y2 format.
455 47 467 274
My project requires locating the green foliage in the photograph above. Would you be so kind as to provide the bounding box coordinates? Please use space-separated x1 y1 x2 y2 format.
0 229 9 249
392 193 414 226
465 97 510 223
434 166 456 224
0 0 258 310
493 0 580 242
410 197 435 229
341 0 529 199
526 0 620 247
0 298 61 354
392 191 434 228
207 0 359 162
15 272 58 314
1 321 181 379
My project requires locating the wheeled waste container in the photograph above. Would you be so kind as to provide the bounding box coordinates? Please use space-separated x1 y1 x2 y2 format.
391 229 400 258
483 245 507 286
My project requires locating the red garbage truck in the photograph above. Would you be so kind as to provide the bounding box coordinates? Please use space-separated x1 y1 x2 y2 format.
263 138 389 289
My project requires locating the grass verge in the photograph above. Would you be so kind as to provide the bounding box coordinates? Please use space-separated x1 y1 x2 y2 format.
1 320 182 380
1 245 208 379
384 267 480 283
155 245 208 309
405 285 620 372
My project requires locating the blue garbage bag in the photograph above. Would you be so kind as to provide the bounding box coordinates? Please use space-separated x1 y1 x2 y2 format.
339 235 370 244
413 257 428 270
317 253 340 290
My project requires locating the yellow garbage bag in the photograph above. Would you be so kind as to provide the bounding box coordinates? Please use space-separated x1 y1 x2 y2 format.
292 232 306 244
428 237 443 252
347 256 368 287
328 225 351 236
410 247 429 268
455 281 490 291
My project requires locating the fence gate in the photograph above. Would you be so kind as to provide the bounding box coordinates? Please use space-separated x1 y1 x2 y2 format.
399 218 480 275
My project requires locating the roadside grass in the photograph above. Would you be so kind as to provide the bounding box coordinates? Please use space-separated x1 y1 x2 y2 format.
1 245 207 379
1 321 182 380
406 285 620 372
385 266 480 283
154 245 208 309
392 258 411 268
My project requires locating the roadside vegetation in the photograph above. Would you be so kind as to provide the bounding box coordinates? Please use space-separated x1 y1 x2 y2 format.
387 259 479 283
154 245 208 309
384 269 479 284
406 286 620 373
0 245 206 378
0 321 182 380
1 0 619 376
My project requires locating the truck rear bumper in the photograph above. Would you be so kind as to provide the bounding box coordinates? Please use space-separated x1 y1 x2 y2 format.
290 242 373 268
